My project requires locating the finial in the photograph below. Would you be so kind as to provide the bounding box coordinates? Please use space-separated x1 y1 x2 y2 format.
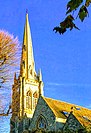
38 69 42 81
26 9 28 14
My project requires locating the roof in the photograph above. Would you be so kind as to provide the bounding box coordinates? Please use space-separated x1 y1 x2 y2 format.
43 96 91 127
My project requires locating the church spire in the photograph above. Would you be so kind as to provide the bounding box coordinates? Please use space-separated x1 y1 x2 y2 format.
20 12 35 79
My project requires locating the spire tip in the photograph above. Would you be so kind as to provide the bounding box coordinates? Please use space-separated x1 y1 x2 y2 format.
26 9 28 14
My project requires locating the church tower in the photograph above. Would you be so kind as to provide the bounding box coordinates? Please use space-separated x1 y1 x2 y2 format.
11 12 44 120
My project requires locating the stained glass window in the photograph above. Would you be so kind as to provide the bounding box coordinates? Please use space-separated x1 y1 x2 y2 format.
33 92 38 109
37 116 46 129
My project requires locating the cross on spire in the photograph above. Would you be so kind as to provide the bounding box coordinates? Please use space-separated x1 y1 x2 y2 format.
26 9 28 14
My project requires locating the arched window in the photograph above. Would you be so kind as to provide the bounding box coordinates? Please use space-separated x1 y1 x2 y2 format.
33 92 38 109
26 91 32 109
37 115 46 129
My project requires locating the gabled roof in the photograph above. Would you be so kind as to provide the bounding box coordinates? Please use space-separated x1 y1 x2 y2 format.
43 97 91 127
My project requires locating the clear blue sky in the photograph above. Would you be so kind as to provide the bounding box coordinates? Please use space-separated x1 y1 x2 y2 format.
0 0 91 110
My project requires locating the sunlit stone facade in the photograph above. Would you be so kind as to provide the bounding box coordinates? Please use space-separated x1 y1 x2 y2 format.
10 13 91 133
10 13 44 133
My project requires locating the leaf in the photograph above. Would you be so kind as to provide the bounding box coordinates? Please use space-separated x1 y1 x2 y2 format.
53 15 79 35
53 27 66 34
53 27 61 33
60 15 79 30
66 15 74 21
85 0 91 7
66 0 83 14
78 5 88 21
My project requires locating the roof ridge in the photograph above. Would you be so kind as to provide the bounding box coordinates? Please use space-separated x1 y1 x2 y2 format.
43 96 91 111
42 96 91 127
42 96 67 119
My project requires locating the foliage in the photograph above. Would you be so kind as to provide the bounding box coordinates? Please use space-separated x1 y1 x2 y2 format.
53 15 80 34
53 0 91 34
0 30 19 88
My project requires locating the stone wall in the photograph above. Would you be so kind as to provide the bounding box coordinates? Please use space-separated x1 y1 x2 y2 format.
29 96 64 132
63 113 83 133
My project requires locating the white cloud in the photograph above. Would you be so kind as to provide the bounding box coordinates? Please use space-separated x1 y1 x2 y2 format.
46 82 91 87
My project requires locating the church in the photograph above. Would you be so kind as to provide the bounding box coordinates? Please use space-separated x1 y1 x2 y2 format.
10 13 91 133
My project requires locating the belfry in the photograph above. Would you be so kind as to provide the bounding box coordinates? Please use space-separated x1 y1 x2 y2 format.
11 12 44 121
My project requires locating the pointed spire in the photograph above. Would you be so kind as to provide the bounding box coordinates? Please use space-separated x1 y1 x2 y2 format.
20 12 35 79
38 69 42 81
38 69 44 96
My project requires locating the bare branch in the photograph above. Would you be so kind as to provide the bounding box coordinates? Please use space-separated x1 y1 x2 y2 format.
0 30 19 88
